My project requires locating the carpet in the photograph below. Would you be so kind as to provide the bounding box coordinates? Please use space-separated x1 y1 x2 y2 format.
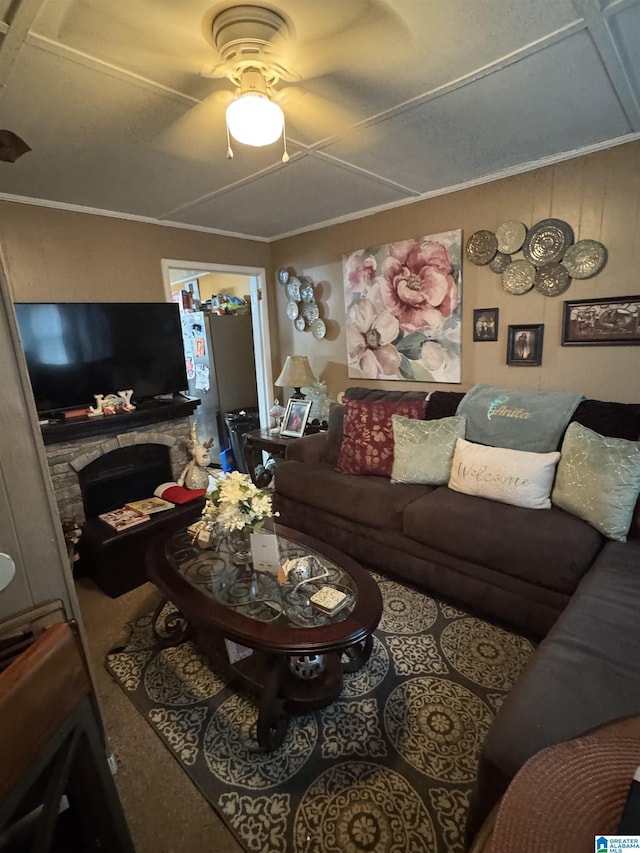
106 573 535 853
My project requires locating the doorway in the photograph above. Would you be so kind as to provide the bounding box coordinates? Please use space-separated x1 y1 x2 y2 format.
160 259 273 463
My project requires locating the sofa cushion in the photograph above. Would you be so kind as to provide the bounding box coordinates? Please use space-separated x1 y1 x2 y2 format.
570 398 640 441
275 459 432 530
552 422 640 541
424 390 465 420
472 541 640 829
391 414 466 485
403 487 603 594
449 438 560 510
324 402 344 466
336 398 425 477
344 386 428 404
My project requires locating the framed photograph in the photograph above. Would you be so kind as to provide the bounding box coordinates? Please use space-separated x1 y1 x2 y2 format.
562 295 640 346
473 308 499 342
507 324 544 366
280 398 312 437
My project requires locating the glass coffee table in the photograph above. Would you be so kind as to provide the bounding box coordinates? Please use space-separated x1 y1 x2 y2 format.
146 523 382 750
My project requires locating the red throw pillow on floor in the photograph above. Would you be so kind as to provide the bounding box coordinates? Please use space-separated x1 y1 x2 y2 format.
336 398 425 477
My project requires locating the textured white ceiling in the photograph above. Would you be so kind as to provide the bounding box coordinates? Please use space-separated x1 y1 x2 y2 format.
0 0 638 240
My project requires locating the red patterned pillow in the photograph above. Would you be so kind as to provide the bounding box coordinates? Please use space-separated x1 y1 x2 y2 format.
336 399 425 477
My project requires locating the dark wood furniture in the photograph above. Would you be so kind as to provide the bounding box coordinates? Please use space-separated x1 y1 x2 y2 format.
146 523 383 750
242 428 300 484
79 499 204 597
0 622 135 851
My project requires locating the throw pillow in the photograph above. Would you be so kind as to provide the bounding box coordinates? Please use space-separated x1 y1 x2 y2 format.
424 391 465 421
449 438 560 509
335 398 425 477
391 414 467 485
552 422 640 541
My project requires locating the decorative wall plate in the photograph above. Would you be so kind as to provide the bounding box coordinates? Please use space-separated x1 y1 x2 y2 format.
534 262 571 296
286 300 299 320
311 318 326 339
294 315 306 331
302 301 320 322
495 221 527 254
489 251 512 273
286 278 301 301
502 259 536 294
277 268 289 285
562 240 607 279
465 230 498 265
300 282 314 303
522 219 574 266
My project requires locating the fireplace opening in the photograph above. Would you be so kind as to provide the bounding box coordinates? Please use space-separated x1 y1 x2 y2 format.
79 444 173 518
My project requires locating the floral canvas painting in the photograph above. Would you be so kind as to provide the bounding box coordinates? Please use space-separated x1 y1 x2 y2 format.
343 230 462 383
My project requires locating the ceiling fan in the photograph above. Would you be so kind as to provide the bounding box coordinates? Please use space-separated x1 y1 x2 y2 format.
0 130 31 163
155 1 408 162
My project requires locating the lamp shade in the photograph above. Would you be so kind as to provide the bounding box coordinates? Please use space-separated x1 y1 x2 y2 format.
226 92 284 146
275 356 317 390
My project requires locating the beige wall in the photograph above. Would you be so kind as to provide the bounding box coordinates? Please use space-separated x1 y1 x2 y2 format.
0 203 270 303
198 272 252 301
270 140 640 403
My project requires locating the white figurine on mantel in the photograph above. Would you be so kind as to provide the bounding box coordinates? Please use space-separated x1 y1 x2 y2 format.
269 398 286 434
178 422 214 490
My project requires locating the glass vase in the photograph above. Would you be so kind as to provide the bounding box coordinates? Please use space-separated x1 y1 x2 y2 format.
228 526 253 566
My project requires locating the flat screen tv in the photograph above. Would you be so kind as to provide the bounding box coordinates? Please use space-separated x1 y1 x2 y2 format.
15 302 188 414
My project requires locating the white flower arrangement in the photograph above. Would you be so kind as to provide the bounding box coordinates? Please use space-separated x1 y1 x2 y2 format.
202 471 275 533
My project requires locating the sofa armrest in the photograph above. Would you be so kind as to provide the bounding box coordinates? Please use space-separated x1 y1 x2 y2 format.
285 432 329 465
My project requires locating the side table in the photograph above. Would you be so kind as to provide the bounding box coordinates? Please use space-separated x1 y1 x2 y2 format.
242 428 300 484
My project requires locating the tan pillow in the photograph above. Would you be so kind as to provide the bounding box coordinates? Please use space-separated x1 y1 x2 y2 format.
449 438 560 509
391 414 466 485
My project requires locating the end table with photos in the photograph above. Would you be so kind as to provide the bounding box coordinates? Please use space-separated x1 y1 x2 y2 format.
146 523 383 751
242 428 301 484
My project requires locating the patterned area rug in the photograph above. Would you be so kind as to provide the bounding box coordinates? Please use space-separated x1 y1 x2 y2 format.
106 573 534 853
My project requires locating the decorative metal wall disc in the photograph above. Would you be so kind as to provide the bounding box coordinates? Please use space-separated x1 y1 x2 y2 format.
311 318 326 340
496 221 527 254
302 301 319 323
286 300 299 320
534 262 571 297
502 259 536 294
489 252 512 273
562 240 607 279
277 268 289 285
294 315 306 331
466 230 498 265
286 278 301 301
522 218 574 266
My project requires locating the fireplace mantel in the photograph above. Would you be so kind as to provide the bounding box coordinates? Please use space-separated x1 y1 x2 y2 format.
41 396 200 446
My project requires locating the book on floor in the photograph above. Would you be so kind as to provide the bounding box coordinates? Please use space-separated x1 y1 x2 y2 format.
125 496 175 515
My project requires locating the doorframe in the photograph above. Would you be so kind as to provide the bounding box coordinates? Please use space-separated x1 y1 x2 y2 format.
160 259 273 430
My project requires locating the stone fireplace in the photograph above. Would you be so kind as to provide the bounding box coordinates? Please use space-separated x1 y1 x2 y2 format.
44 415 193 524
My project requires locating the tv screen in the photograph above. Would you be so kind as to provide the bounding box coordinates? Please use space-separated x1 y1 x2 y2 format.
15 302 188 414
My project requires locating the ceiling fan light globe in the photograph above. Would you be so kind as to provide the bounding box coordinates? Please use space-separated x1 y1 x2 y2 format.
226 93 284 146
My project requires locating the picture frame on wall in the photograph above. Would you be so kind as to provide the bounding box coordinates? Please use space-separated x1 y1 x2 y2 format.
473 308 499 342
561 295 640 346
507 324 544 366
280 398 312 438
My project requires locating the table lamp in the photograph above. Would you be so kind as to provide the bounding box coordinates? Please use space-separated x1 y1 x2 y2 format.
275 356 317 399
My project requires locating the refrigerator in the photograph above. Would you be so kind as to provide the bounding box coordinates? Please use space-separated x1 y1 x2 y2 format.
181 311 259 466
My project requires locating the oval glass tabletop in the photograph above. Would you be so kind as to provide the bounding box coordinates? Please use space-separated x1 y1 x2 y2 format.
165 527 359 629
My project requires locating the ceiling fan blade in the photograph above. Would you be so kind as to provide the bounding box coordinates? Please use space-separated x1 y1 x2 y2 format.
152 90 232 161
275 86 358 142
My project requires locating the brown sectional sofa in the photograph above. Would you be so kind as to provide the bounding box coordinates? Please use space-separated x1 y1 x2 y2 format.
273 385 640 846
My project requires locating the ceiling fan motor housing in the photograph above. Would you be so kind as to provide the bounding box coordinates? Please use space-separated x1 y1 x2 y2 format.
212 5 288 67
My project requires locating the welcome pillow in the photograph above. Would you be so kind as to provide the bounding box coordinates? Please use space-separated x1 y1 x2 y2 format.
449 438 560 509
336 398 425 477
391 414 466 485
552 422 640 541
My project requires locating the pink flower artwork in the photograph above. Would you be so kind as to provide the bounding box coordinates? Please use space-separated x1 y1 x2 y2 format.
343 230 462 383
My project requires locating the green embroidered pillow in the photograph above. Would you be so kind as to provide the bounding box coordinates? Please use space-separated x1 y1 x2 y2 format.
391 414 466 485
552 422 640 541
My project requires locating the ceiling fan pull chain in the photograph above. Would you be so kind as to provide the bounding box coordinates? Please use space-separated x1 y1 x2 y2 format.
225 119 234 159
281 119 289 164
